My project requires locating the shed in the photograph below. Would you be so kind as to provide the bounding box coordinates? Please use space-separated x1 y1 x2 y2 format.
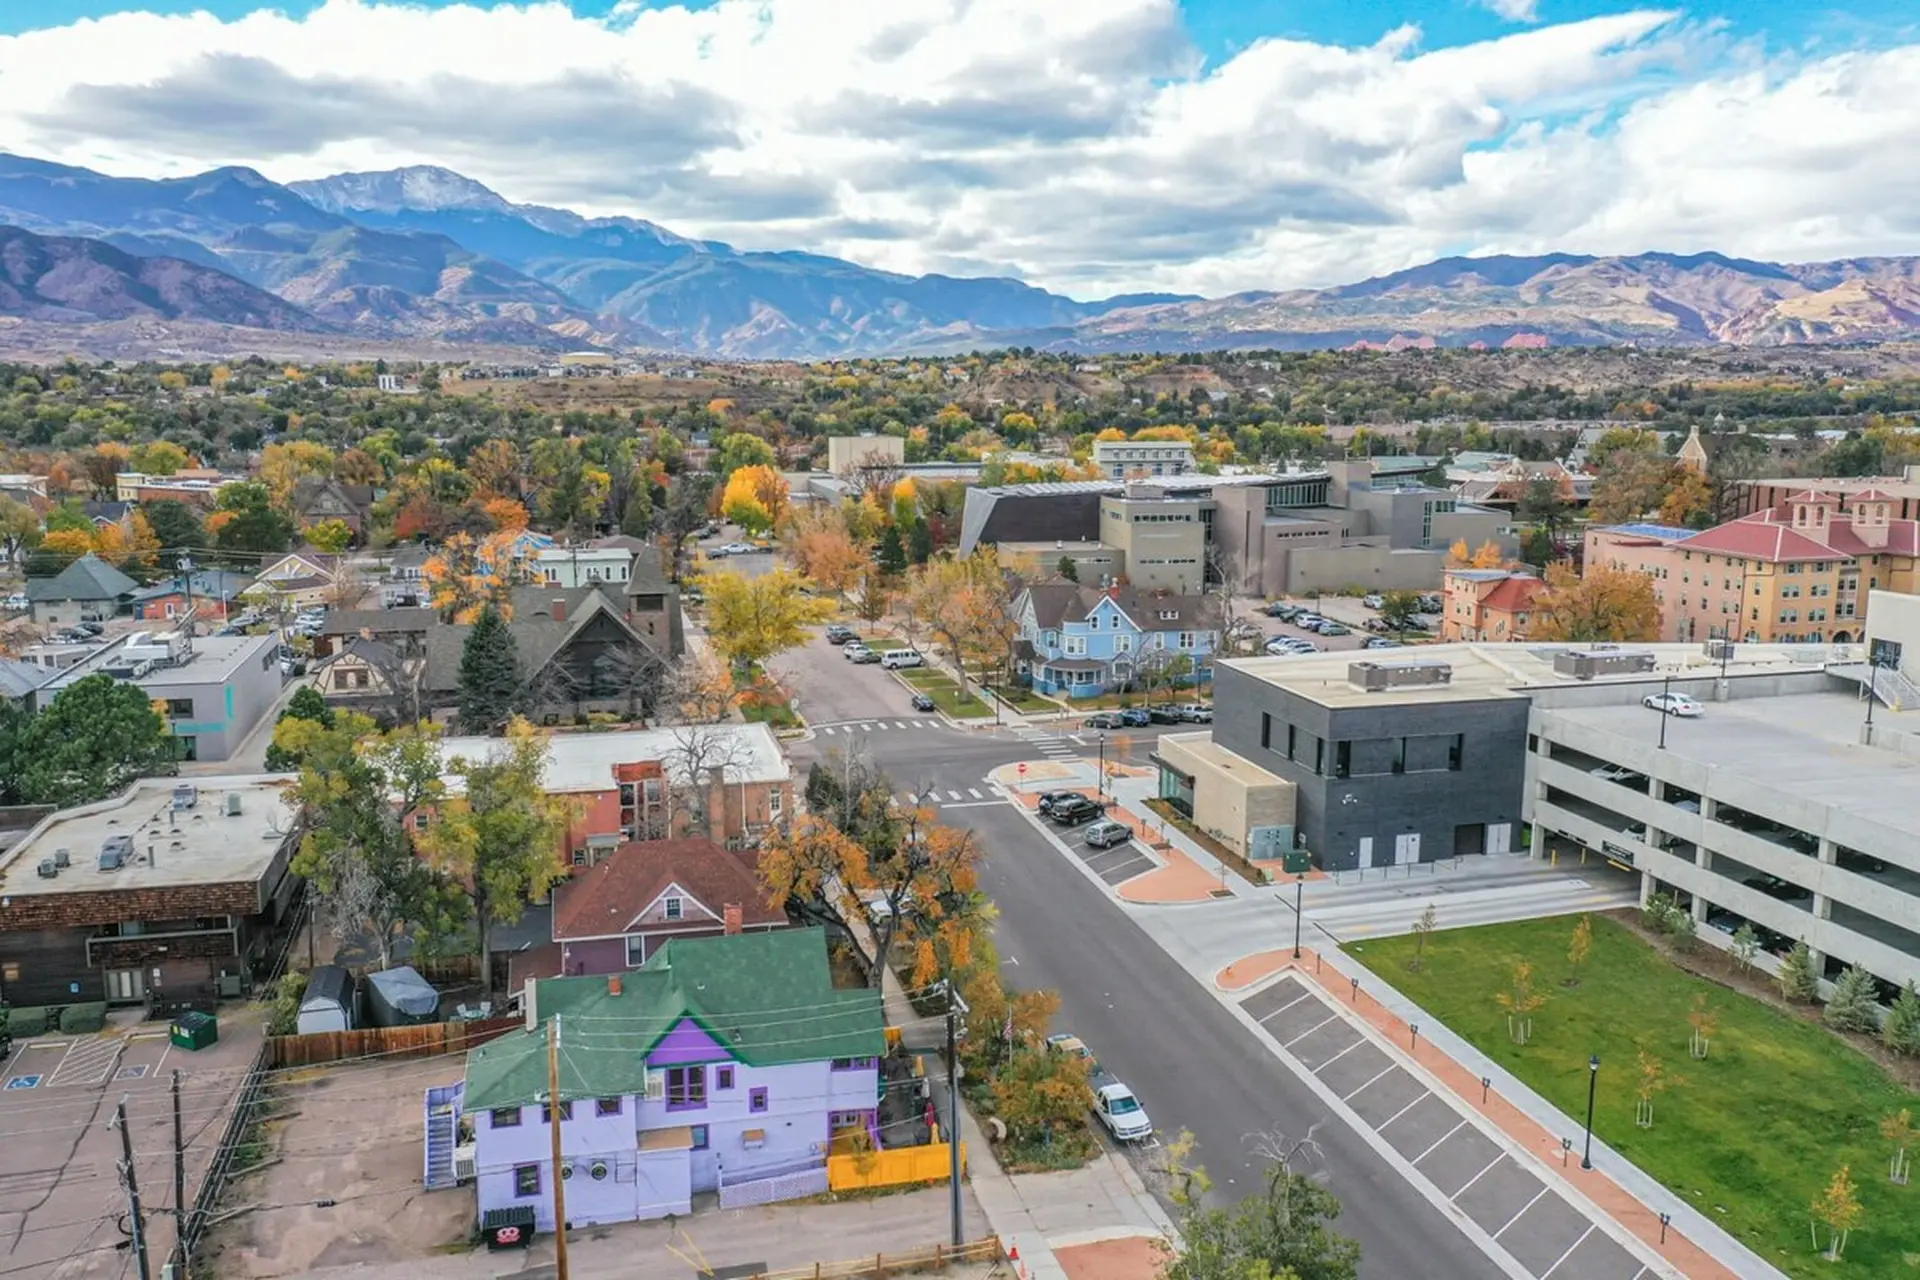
296 965 355 1035
364 965 439 1028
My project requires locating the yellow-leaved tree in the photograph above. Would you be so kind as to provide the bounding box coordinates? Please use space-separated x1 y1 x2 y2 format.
1527 563 1661 643
423 530 521 623
721 463 788 535
696 567 833 670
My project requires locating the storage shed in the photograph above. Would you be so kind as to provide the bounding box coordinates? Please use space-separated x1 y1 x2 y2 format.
296 965 355 1035
364 965 439 1028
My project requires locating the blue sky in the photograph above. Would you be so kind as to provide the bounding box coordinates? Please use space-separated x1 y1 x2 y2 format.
5 0 1918 56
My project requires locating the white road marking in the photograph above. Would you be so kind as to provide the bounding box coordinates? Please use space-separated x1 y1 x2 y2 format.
1377 1091 1433 1131
1539 1223 1596 1276
1256 989 1315 1022
1491 1185 1551 1238
1281 1013 1338 1047
1451 1154 1506 1201
945 790 964 801
966 788 984 799
1312 1036 1367 1072
1341 1064 1397 1101
1410 1119 1469 1165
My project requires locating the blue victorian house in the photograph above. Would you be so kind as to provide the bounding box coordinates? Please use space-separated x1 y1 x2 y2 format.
1013 582 1219 697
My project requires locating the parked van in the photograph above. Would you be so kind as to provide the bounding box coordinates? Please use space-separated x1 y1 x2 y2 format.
881 649 924 669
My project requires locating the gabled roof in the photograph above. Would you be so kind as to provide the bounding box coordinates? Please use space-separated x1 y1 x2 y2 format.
24 553 138 603
324 635 403 671
127 569 254 604
423 587 648 694
1018 582 1219 632
463 928 882 1109
1481 577 1545 613
623 546 673 596
1677 504 1920 563
319 606 435 637
552 837 784 941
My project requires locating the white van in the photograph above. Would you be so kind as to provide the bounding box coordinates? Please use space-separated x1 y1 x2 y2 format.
881 649 924 669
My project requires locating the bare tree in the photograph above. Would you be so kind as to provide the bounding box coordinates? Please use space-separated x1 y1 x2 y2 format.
661 722 756 841
841 447 905 504
322 560 371 611
1204 544 1248 657
656 647 737 724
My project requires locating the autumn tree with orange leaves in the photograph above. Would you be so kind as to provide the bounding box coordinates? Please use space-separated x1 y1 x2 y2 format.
1528 563 1661 644
423 530 522 622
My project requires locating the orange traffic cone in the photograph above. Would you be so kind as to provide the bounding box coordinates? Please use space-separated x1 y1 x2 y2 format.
1008 1239 1021 1262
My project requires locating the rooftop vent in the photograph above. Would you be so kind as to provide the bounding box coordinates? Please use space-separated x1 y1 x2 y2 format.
1552 649 1657 681
225 792 243 817
172 783 198 810
1348 660 1453 691
53 848 70 868
98 833 135 872
36 859 57 879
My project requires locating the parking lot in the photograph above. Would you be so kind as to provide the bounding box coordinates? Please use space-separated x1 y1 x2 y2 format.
1240 976 1654 1280
1046 806 1159 886
768 627 933 726
0 1017 263 1280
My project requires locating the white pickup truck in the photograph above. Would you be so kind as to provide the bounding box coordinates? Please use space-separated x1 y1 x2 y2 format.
1047 1033 1153 1143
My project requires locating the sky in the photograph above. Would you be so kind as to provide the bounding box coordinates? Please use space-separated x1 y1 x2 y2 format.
1 0 1918 299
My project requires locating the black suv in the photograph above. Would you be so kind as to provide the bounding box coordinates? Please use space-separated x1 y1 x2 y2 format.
1048 796 1104 826
824 624 858 645
1036 791 1083 818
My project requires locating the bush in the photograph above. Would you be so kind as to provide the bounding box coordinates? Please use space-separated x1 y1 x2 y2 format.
267 971 306 1037
58 1002 108 1034
5 1006 48 1037
1823 966 1882 1035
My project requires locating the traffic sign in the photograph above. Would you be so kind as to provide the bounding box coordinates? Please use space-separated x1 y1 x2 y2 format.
1017 762 1028 776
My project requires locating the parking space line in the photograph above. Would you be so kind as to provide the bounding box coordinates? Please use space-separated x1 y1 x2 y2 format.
1409 1119 1468 1164
1281 1014 1338 1047
1376 1091 1432 1131
1341 1064 1396 1101
1539 1223 1596 1276
1492 1186 1552 1239
1450 1154 1506 1201
1313 1038 1367 1072
1256 989 1314 1021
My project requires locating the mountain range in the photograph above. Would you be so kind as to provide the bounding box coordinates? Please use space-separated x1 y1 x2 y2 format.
1 152 1919 358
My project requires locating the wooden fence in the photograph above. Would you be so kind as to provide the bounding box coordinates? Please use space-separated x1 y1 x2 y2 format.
265 1015 521 1069
826 1142 965 1192
743 1237 1001 1279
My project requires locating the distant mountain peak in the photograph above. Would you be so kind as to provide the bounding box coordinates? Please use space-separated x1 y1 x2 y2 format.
290 166 514 216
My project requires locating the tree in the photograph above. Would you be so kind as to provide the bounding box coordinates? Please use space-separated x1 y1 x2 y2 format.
1590 451 1680 524
990 1044 1094 1148
783 508 865 601
209 481 294 563
1729 922 1760 975
457 604 522 734
715 431 776 478
1881 1109 1913 1185
1883 982 1920 1057
1633 1048 1680 1128
11 674 173 806
128 440 192 476
141 499 203 552
1657 468 1715 529
1527 563 1660 643
281 715 466 971
1379 590 1421 633
259 440 335 510
908 518 934 565
1445 538 1500 568
1687 994 1719 1060
264 684 334 772
1777 940 1821 1004
875 522 907 575
1056 555 1079 582
423 530 519 623
1567 915 1592 987
417 719 575 974
1161 1143 1361 1280
1408 903 1438 972
619 480 654 537
1494 959 1547 1045
660 472 717 583
854 567 891 631
1809 1164 1861 1261
697 568 833 670
720 464 788 535
1516 475 1570 543
1823 965 1882 1034
0 495 38 567
302 518 353 554
907 550 1018 697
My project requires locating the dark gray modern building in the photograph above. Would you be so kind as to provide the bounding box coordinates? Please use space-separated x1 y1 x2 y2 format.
1198 650 1531 870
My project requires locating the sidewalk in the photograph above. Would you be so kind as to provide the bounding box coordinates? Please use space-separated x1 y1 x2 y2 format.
1221 947 1780 1280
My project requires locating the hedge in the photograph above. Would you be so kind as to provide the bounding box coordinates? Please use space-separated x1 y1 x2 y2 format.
5 1006 48 1037
59 1003 108 1034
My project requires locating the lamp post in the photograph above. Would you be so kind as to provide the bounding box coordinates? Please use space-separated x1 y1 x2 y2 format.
1657 674 1673 751
1581 1054 1600 1169
1866 660 1879 733
1292 873 1303 960
1096 730 1107 801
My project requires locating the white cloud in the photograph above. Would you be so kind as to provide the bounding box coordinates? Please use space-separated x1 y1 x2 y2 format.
0 0 1916 298
1475 0 1543 23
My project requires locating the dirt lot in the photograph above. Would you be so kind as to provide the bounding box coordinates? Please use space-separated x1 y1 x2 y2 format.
0 1010 264 1280
197 1056 471 1278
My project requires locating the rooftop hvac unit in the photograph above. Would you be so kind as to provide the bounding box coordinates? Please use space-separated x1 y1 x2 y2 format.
1552 649 1657 681
1348 660 1454 691
98 833 134 872
53 848 70 868
225 792 243 817
172 783 198 810
36 859 57 879
1702 639 1735 661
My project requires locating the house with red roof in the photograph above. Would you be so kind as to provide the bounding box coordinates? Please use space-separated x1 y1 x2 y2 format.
1442 568 1546 642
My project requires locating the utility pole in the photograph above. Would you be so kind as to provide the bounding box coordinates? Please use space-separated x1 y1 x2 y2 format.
113 1098 152 1280
171 1071 189 1280
546 1016 569 1280
943 981 969 1248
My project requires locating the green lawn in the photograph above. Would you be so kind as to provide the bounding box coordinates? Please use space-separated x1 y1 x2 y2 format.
896 668 990 718
1346 916 1919 1277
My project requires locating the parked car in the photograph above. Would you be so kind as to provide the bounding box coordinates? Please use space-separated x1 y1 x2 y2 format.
1083 819 1132 849
1177 704 1213 723
720 542 754 556
1083 711 1124 729
1643 691 1704 718
1036 791 1083 818
1361 637 1402 650
1319 622 1351 637
1588 764 1642 784
73 621 104 637
910 692 936 712
1048 796 1104 826
1265 602 1297 619
2 592 28 612
1147 706 1186 724
1362 594 1384 609
1117 708 1151 727
824 623 858 645
847 646 880 664
880 650 925 669
280 655 308 677
843 642 872 660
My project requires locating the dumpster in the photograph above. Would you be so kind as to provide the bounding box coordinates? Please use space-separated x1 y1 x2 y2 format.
170 1011 219 1051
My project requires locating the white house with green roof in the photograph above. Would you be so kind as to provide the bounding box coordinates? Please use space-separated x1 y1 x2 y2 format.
451 927 884 1229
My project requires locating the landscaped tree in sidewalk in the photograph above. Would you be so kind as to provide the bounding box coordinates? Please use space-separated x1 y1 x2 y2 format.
416 718 575 973
1567 915 1592 987
1823 965 1883 1034
1884 982 1920 1057
853 566 891 632
1527 563 1661 644
1633 1049 1682 1128
264 684 335 771
1882 1110 1913 1186
1408 904 1438 972
697 567 833 671
1494 960 1547 1045
1379 590 1422 633
1157 1131 1361 1280
456 604 522 735
990 1043 1094 1150
1687 994 1720 1060
1810 1164 1862 1261
1778 940 1822 1004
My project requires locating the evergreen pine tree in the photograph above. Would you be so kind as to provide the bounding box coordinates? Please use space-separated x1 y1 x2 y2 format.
1823 966 1882 1034
908 518 934 565
1884 982 1920 1056
876 523 907 575
620 483 655 537
1056 556 1079 582
1777 940 1821 1004
457 604 522 734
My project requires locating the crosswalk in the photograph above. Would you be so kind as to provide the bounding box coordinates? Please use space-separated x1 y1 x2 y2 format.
815 718 942 735
1014 725 1082 761
896 785 996 807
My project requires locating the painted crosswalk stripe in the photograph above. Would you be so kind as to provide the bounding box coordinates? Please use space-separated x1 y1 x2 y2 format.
894 721 910 729
946 790 964 801
967 788 983 799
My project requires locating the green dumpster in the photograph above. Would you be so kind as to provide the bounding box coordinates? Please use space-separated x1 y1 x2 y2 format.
169 1011 218 1051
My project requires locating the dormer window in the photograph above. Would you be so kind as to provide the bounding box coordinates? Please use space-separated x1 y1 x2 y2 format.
664 896 683 920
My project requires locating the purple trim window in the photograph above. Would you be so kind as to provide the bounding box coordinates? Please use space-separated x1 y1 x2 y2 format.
749 1086 768 1113
541 1101 572 1124
667 1066 707 1110
691 1124 710 1150
830 1057 876 1071
715 1066 735 1091
595 1097 622 1117
514 1164 540 1196
490 1107 522 1128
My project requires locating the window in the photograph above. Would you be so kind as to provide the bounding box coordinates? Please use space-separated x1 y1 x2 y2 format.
1332 741 1351 779
1391 738 1406 775
626 935 645 966
1064 635 1087 656
691 1125 709 1150
663 896 684 921
1115 633 1134 654
490 1107 522 1128
749 1087 769 1113
1260 713 1272 751
164 697 194 717
514 1164 541 1197
667 1066 706 1109
1177 631 1196 649
1286 724 1297 760
716 1066 735 1091
414 812 431 830
831 1057 874 1070
595 1097 622 1117
769 788 783 819
1447 734 1464 771
541 1100 572 1124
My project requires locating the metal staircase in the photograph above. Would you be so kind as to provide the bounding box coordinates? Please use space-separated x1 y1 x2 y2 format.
1831 662 1920 712
423 1084 462 1190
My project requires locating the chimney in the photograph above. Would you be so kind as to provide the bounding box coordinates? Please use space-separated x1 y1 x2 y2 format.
724 904 743 935
608 974 623 996
550 598 567 622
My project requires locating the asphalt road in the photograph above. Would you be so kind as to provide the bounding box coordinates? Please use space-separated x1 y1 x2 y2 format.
965 801 1499 1280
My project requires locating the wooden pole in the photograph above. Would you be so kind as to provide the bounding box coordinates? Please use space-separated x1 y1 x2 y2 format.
548 1015 569 1280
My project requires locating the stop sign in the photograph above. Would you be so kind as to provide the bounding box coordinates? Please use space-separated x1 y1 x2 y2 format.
1017 762 1028 777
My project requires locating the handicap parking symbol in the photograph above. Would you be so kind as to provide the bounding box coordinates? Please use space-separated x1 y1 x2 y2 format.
5 1075 42 1089
114 1065 150 1082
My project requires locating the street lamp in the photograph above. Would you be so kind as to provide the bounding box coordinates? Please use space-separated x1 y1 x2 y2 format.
1292 873 1303 960
1656 674 1673 751
1095 730 1107 800
1581 1054 1600 1169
